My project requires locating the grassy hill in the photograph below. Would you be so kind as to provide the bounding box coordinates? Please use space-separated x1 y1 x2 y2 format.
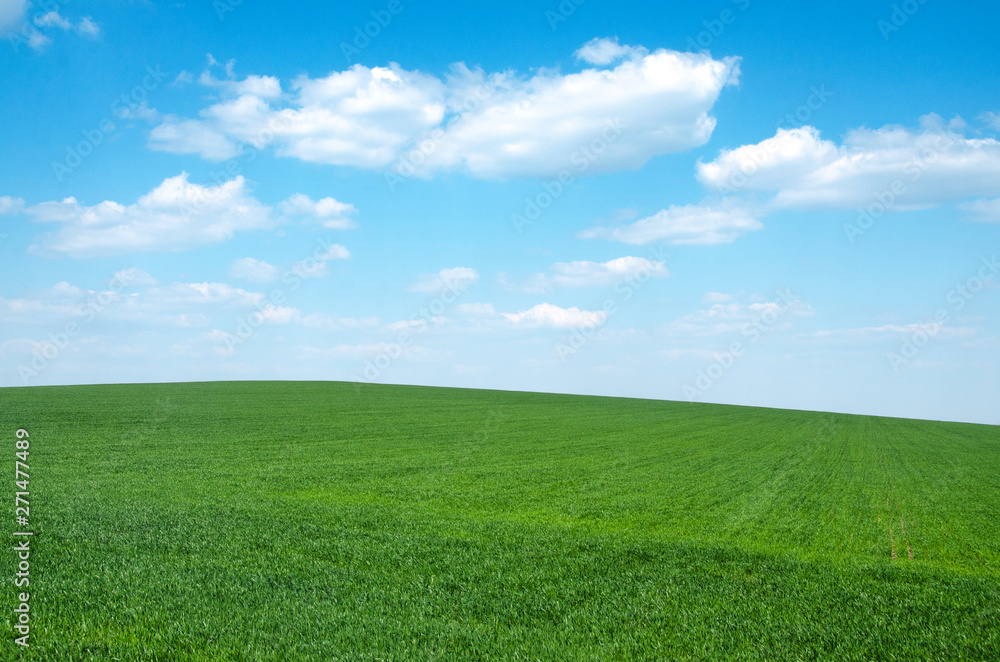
2 381 998 660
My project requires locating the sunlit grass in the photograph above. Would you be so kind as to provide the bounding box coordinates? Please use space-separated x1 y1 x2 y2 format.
2 381 997 660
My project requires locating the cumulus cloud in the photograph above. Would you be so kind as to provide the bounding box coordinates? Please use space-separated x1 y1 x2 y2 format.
574 37 645 66
407 267 479 294
580 201 762 245
0 195 25 214
502 303 607 329
230 257 280 283
521 256 668 292
22 173 275 257
279 193 357 229
696 116 1000 210
147 42 739 179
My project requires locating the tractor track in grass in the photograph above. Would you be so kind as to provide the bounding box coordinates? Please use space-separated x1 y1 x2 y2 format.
876 433 915 564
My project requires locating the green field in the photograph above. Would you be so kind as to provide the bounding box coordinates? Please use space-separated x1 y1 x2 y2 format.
1 381 998 660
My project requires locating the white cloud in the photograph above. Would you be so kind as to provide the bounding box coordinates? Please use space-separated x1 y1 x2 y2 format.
291 245 350 280
229 246 349 284
147 43 739 179
0 338 38 358
0 281 94 322
665 296 814 337
502 302 607 329
574 37 645 66
279 193 357 229
960 198 1000 223
113 268 158 287
660 348 720 361
230 257 280 283
0 0 26 35
580 201 762 245
0 276 332 333
33 11 69 30
32 9 99 38
697 116 1000 210
312 244 351 261
0 196 25 214
387 317 447 332
149 119 239 160
26 30 49 50
24 173 275 257
814 324 975 340
703 292 733 303
115 101 160 122
980 112 1000 132
456 302 496 316
146 282 265 308
302 313 380 331
76 16 99 38
407 267 479 294
301 342 436 361
255 304 300 325
522 256 668 292
198 62 282 99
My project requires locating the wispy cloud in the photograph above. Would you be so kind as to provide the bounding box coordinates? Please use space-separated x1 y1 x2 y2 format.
407 267 479 294
581 201 762 246
516 256 668 292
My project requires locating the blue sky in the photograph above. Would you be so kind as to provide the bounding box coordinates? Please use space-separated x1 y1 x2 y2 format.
1 0 997 424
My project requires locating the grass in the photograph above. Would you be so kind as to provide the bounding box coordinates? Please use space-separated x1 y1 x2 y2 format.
1 380 998 660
